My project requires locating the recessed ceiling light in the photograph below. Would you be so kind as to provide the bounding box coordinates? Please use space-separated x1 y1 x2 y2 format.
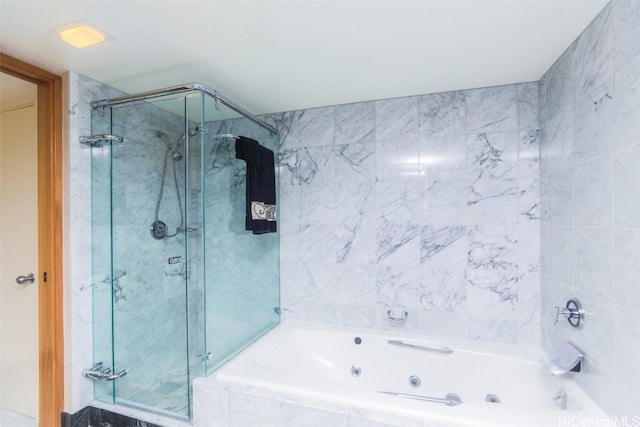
55 23 106 48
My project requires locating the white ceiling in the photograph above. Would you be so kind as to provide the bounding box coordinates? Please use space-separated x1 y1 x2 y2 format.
0 0 608 115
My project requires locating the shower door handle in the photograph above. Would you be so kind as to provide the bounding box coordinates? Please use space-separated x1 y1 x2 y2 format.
15 273 35 285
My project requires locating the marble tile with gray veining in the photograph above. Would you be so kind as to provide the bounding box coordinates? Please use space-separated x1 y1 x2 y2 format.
519 176 541 223
573 79 614 162
334 304 378 329
465 85 518 133
573 154 612 227
334 181 375 225
419 91 465 137
421 268 466 313
330 263 377 306
420 225 467 267
283 402 349 427
614 55 640 150
518 224 541 276
262 110 294 143
420 135 466 181
336 221 376 265
375 97 419 142
517 271 541 347
417 310 469 339
541 225 573 286
519 128 540 179
467 317 519 344
376 223 419 263
420 238 468 311
467 178 520 225
517 82 539 132
572 4 614 99
539 69 574 125
542 171 571 226
421 178 467 226
467 132 518 181
376 181 420 226
297 224 338 265
334 142 375 184
299 184 337 226
613 308 640 416
539 108 574 174
280 107 335 149
375 224 421 308
376 263 422 310
335 101 375 145
466 226 519 306
375 138 420 182
276 148 299 186
297 145 335 187
574 227 613 301
613 0 640 71
613 229 640 313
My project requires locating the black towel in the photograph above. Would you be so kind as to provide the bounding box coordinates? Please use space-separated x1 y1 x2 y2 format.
235 136 277 234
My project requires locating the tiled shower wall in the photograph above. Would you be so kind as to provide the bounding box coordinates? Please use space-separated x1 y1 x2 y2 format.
270 82 541 346
539 0 640 416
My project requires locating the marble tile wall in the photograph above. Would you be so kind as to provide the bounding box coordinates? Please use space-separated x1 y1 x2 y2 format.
539 0 640 416
267 82 541 346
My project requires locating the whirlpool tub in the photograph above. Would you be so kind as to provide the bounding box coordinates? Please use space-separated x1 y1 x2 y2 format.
193 321 607 427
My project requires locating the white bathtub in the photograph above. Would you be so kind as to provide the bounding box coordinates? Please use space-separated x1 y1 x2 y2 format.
198 321 607 427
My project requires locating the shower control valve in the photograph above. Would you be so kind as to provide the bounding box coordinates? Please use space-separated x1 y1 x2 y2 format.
554 298 585 329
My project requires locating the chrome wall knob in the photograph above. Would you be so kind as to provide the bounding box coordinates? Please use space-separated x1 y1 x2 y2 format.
553 298 585 329
15 273 35 285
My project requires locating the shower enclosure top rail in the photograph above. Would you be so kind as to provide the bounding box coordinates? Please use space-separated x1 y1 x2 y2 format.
90 82 278 135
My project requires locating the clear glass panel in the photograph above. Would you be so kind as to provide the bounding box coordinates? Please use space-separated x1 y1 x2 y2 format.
109 97 190 418
91 107 115 404
184 92 205 404
202 96 280 374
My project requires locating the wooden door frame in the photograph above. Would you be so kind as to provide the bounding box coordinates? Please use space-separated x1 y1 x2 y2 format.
1 53 64 426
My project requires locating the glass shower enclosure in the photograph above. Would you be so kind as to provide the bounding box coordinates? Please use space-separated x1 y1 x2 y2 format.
87 84 280 419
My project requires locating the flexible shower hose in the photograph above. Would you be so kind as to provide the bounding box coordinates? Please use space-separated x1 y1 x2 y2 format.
153 145 184 238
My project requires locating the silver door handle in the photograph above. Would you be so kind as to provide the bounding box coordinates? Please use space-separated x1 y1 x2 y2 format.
16 273 35 285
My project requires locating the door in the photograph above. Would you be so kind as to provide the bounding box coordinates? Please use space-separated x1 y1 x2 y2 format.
0 73 39 421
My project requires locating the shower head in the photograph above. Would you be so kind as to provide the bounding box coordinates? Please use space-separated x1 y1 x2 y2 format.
166 141 183 161
167 127 201 161
170 147 183 161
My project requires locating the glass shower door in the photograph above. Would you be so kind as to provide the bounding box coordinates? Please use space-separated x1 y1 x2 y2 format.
95 96 193 418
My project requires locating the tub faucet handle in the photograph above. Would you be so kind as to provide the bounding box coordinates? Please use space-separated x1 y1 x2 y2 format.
553 298 585 329
553 306 572 325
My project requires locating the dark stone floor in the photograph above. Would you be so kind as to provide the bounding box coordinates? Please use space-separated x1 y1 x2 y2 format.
61 407 164 427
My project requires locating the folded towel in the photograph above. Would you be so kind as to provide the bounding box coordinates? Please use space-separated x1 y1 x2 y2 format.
235 136 277 234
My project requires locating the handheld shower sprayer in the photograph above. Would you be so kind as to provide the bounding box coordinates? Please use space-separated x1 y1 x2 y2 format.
150 126 202 240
